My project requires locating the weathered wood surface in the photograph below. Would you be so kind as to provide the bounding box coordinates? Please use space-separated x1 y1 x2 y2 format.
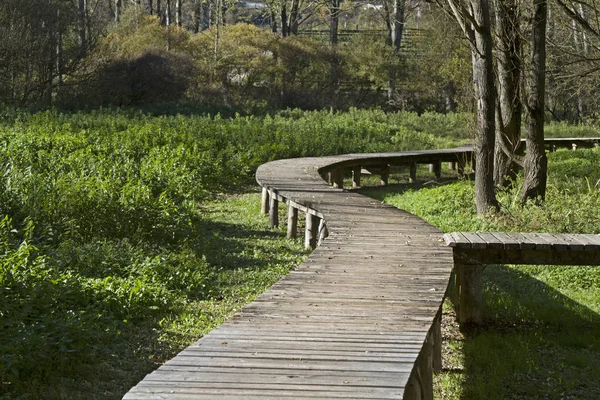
125 150 461 400
445 231 600 326
443 231 600 265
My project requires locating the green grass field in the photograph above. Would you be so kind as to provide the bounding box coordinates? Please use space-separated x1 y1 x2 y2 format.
1 108 598 398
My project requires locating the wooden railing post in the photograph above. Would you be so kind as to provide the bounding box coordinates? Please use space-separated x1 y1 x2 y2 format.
333 169 343 189
352 165 361 188
457 262 483 327
405 337 433 400
409 163 417 183
432 312 442 373
318 218 328 245
380 165 390 186
304 213 319 249
430 160 442 180
269 195 279 228
261 187 270 215
287 204 298 239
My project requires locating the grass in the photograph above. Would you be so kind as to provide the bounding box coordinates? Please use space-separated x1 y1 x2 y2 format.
359 148 600 399
2 108 598 399
0 190 307 399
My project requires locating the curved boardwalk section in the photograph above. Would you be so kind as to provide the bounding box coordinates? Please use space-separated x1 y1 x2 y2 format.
124 150 465 399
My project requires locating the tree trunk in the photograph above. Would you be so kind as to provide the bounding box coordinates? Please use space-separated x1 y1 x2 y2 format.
115 0 122 23
386 0 405 101
289 0 300 35
493 0 522 187
281 2 288 37
148 0 154 15
448 0 498 214
271 9 278 33
522 0 548 203
176 0 182 26
166 0 171 25
330 0 339 45
78 0 86 56
193 0 201 32
157 0 162 22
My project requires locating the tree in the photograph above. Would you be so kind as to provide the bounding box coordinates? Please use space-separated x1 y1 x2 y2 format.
521 0 548 202
383 0 406 101
438 0 498 215
493 0 522 187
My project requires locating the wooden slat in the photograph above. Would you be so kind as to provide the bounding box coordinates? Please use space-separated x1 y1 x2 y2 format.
450 232 472 249
461 232 488 249
471 232 504 249
536 233 570 251
569 234 600 251
520 233 552 250
490 232 521 250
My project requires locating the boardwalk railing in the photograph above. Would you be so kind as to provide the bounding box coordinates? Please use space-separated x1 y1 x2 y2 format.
124 138 600 400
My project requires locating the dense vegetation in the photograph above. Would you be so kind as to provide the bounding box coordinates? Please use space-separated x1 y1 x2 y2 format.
360 148 600 399
0 109 472 398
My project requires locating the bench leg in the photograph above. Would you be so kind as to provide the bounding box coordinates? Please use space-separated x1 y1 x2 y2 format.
261 188 270 215
287 204 298 239
429 161 441 180
304 213 319 250
318 219 328 245
457 263 483 327
333 169 343 189
269 196 279 228
409 163 417 184
352 166 361 188
380 165 390 186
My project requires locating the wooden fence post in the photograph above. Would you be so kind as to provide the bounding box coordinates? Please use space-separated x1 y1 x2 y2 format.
304 213 319 249
409 163 417 183
380 165 390 186
333 169 344 189
432 312 442 373
318 218 328 245
458 263 483 327
261 187 270 215
269 195 279 228
430 160 441 180
352 165 361 188
287 204 298 239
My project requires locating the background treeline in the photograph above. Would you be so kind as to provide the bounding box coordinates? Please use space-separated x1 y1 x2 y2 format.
2 0 599 119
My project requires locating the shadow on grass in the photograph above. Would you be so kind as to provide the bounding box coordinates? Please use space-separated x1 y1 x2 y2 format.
449 264 600 399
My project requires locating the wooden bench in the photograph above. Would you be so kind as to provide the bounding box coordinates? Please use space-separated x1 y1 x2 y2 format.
443 232 600 326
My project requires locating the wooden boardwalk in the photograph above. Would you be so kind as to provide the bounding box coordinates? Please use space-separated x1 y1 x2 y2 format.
123 141 600 399
124 150 461 399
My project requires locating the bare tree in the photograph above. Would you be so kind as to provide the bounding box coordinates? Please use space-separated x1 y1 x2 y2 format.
521 0 548 203
439 0 499 214
176 0 182 26
493 0 522 187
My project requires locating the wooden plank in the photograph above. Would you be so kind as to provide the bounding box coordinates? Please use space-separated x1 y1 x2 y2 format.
471 232 504 249
550 233 585 251
570 234 600 251
450 232 472 249
461 232 488 249
520 233 552 250
536 232 570 251
510 232 538 250
489 231 521 250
